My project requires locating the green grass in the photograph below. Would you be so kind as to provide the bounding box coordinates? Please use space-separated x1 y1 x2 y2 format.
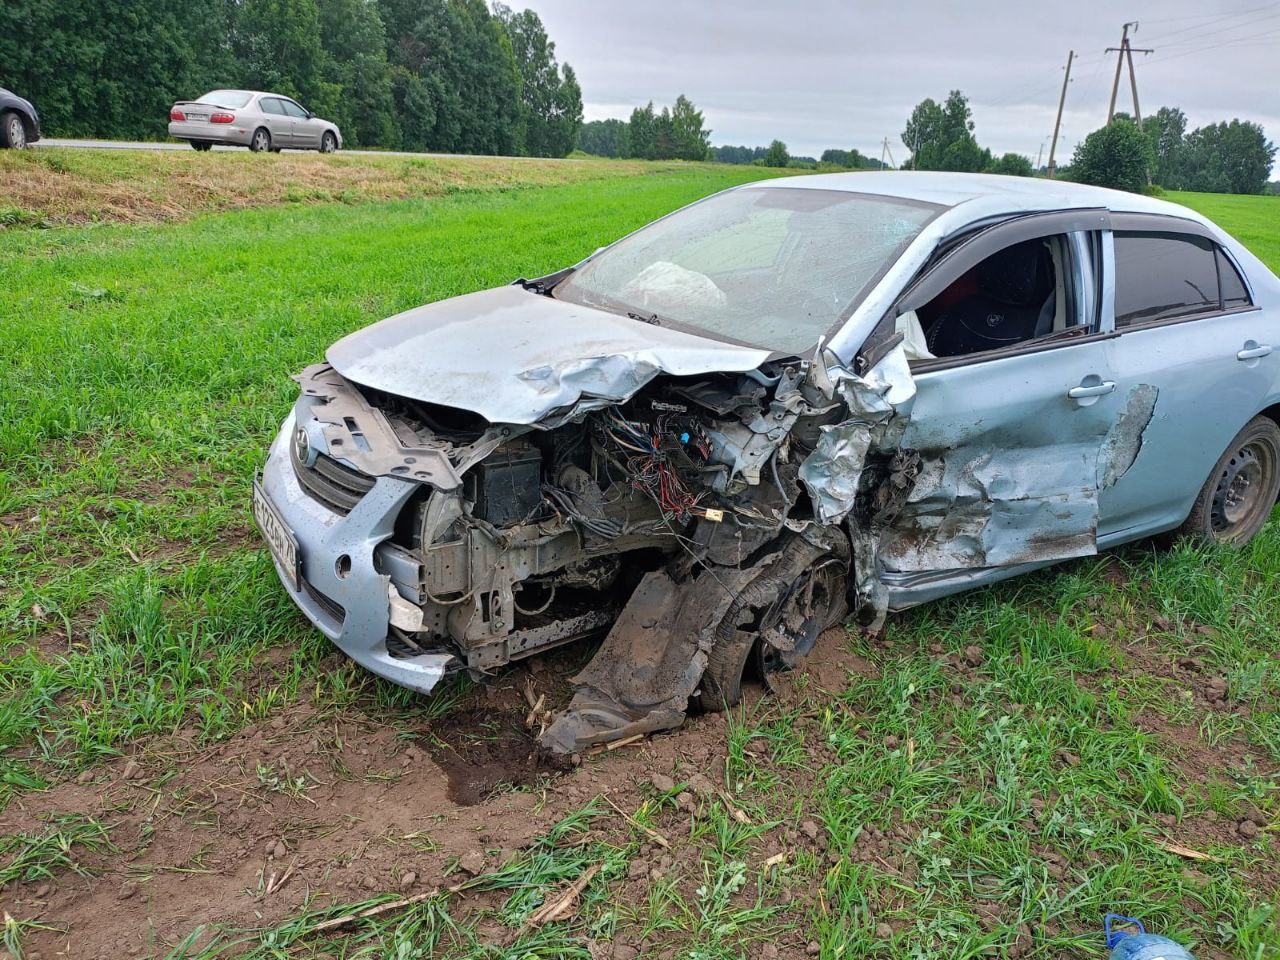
2 178 1280 957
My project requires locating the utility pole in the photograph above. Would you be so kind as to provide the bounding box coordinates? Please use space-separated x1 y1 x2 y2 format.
1106 22 1153 125
880 137 897 170
1046 49 1073 179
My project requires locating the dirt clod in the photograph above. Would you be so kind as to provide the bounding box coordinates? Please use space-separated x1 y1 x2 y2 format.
272 840 287 860
1238 819 1260 839
76 770 94 784
963 645 984 667
800 819 821 840
400 871 417 890
649 772 675 793
121 759 142 781
362 876 378 890
459 850 487 875
1203 677 1229 703
806 940 821 955
875 923 893 939
117 880 138 900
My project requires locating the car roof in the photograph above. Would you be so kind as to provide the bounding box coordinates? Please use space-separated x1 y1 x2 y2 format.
203 90 291 100
745 170 1204 221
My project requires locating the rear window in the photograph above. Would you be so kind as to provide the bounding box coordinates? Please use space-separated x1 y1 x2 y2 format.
1114 232 1220 327
197 90 253 108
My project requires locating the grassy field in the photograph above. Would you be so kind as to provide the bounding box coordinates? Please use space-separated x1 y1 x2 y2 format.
0 164 1278 958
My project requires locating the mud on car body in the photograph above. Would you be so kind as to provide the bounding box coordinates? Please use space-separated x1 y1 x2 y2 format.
255 172 1280 753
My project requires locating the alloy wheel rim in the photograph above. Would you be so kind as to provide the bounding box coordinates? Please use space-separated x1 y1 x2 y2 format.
9 117 24 147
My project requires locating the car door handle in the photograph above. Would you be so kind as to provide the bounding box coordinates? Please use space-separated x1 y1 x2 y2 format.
1067 380 1116 399
1238 344 1272 361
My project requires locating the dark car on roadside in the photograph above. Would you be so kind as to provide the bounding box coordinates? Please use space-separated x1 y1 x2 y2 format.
0 87 41 148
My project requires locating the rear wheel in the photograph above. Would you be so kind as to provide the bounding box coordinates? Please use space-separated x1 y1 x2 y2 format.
1176 416 1280 546
1 111 27 149
320 131 337 154
249 127 271 153
696 535 849 712
190 141 212 152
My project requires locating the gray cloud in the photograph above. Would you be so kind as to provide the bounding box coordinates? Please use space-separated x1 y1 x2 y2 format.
528 0 1280 167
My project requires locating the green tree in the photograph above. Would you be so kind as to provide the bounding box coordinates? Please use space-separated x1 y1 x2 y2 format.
1069 119 1153 193
548 64 583 157
669 94 711 161
1141 106 1187 189
0 0 237 138
234 0 328 107
1182 120 1276 195
988 152 1033 176
763 139 789 168
578 118 627 157
495 6 580 157
628 102 658 159
903 90 989 172
318 0 397 146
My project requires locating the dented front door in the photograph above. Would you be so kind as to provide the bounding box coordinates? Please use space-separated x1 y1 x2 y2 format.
877 338 1121 573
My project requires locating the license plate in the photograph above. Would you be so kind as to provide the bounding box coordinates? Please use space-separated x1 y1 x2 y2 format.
185 112 208 122
253 479 300 592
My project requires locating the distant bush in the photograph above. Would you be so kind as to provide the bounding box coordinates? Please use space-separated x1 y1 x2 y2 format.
1069 120 1153 193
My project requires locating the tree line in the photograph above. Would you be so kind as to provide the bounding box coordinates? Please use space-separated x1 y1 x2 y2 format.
578 98 889 171
0 0 583 155
900 89 1274 195
1072 109 1275 195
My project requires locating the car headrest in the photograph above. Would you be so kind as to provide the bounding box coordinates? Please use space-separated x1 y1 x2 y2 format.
977 239 1043 306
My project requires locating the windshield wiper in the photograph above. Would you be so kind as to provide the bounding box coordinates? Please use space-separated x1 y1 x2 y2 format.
627 311 664 326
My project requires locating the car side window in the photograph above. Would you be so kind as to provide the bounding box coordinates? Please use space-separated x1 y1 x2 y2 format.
906 233 1078 363
282 100 308 119
1113 231 1220 327
1218 248 1253 310
260 98 284 116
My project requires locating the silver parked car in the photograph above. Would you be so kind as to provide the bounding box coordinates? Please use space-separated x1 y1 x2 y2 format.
254 172 1280 752
168 90 341 153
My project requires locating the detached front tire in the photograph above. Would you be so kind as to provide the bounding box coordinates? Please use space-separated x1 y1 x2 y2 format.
1 111 27 149
696 535 849 712
1176 415 1280 546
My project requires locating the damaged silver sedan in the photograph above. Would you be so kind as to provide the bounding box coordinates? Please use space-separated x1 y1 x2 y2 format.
254 172 1280 753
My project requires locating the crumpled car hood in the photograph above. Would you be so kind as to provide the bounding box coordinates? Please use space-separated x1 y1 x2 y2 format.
326 285 772 425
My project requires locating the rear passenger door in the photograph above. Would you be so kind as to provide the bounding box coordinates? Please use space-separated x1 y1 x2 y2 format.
258 97 293 147
1097 217 1272 540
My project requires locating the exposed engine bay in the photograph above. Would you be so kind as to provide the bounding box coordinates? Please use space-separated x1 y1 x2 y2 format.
287 337 913 753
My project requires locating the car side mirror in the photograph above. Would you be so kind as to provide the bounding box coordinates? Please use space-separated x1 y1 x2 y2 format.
306 110 314 119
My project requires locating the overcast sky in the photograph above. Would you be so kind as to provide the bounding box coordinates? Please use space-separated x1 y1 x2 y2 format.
527 0 1280 168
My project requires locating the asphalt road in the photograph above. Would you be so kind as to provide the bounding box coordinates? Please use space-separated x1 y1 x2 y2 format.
35 138 559 161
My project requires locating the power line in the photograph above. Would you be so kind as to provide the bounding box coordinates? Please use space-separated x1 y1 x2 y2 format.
1140 6 1280 46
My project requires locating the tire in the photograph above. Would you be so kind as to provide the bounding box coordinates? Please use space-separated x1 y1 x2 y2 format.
190 141 212 152
696 535 849 712
1175 415 1280 547
1 111 27 149
249 127 271 153
320 132 337 154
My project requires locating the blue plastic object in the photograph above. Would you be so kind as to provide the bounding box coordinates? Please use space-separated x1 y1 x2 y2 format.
1105 915 1195 960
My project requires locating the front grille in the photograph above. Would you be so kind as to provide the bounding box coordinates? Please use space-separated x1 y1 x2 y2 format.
291 442 375 515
